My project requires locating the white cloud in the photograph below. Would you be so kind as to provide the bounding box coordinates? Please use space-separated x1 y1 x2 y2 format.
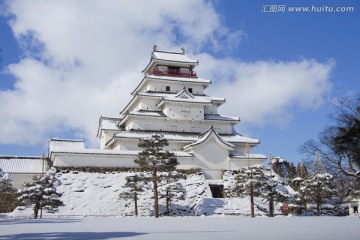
0 0 334 147
197 54 334 127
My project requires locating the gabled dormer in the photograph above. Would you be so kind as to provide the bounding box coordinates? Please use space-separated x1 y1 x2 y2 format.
183 126 235 151
174 87 195 99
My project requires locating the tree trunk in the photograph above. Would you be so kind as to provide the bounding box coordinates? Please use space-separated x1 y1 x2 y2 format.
34 202 40 219
268 193 274 217
166 188 170 216
134 193 138 217
317 192 321 216
250 182 255 218
153 168 159 218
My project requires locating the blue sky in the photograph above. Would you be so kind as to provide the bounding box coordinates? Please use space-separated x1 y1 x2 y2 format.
0 0 359 163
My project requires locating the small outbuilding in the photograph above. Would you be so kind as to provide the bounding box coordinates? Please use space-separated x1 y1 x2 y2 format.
345 196 360 215
0 156 50 188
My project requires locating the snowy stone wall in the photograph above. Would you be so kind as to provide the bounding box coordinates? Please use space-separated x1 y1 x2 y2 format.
11 168 279 217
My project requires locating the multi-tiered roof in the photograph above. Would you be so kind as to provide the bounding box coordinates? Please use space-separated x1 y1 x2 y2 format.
98 47 264 153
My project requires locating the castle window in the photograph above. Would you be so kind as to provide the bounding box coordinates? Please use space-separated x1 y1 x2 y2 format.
188 88 193 93
161 86 170 92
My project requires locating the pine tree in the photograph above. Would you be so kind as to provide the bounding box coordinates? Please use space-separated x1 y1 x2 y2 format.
0 169 18 213
298 173 335 216
288 163 297 180
233 166 264 217
134 134 179 218
119 173 145 216
17 168 64 218
271 157 290 178
158 171 186 215
232 166 293 217
259 170 292 217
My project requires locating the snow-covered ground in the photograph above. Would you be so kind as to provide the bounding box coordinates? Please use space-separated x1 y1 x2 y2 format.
0 216 359 240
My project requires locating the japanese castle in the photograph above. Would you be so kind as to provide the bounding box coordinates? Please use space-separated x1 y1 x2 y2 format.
49 47 266 179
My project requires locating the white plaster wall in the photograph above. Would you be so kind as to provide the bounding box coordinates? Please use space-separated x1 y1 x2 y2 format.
145 80 204 94
163 103 204 121
167 142 187 151
137 98 161 111
53 154 137 168
10 174 38 188
100 131 116 149
204 105 218 114
189 135 230 179
118 140 139 150
52 153 195 173
125 117 233 134
177 157 195 169
233 145 246 154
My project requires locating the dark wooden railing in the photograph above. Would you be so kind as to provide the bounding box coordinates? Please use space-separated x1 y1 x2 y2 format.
152 69 197 77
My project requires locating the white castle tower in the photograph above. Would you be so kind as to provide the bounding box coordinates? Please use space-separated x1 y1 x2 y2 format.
50 47 266 179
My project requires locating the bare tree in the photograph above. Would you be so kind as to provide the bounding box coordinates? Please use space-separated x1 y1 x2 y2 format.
300 95 360 179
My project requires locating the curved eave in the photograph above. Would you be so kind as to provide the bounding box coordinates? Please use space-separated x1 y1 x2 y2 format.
142 58 199 73
203 119 240 124
120 95 138 115
144 74 211 86
120 93 163 115
228 141 261 146
114 135 193 144
229 154 267 160
51 150 139 158
118 113 167 127
156 99 212 108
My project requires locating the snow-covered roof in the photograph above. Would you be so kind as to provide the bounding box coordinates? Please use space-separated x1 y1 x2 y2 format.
118 110 167 126
229 153 267 160
153 51 199 63
0 156 49 174
138 91 225 103
113 130 260 145
142 48 199 74
49 139 85 153
50 148 193 158
204 114 240 122
128 110 166 118
155 88 223 107
121 91 225 116
156 96 212 107
145 74 211 84
115 131 196 142
222 135 260 145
